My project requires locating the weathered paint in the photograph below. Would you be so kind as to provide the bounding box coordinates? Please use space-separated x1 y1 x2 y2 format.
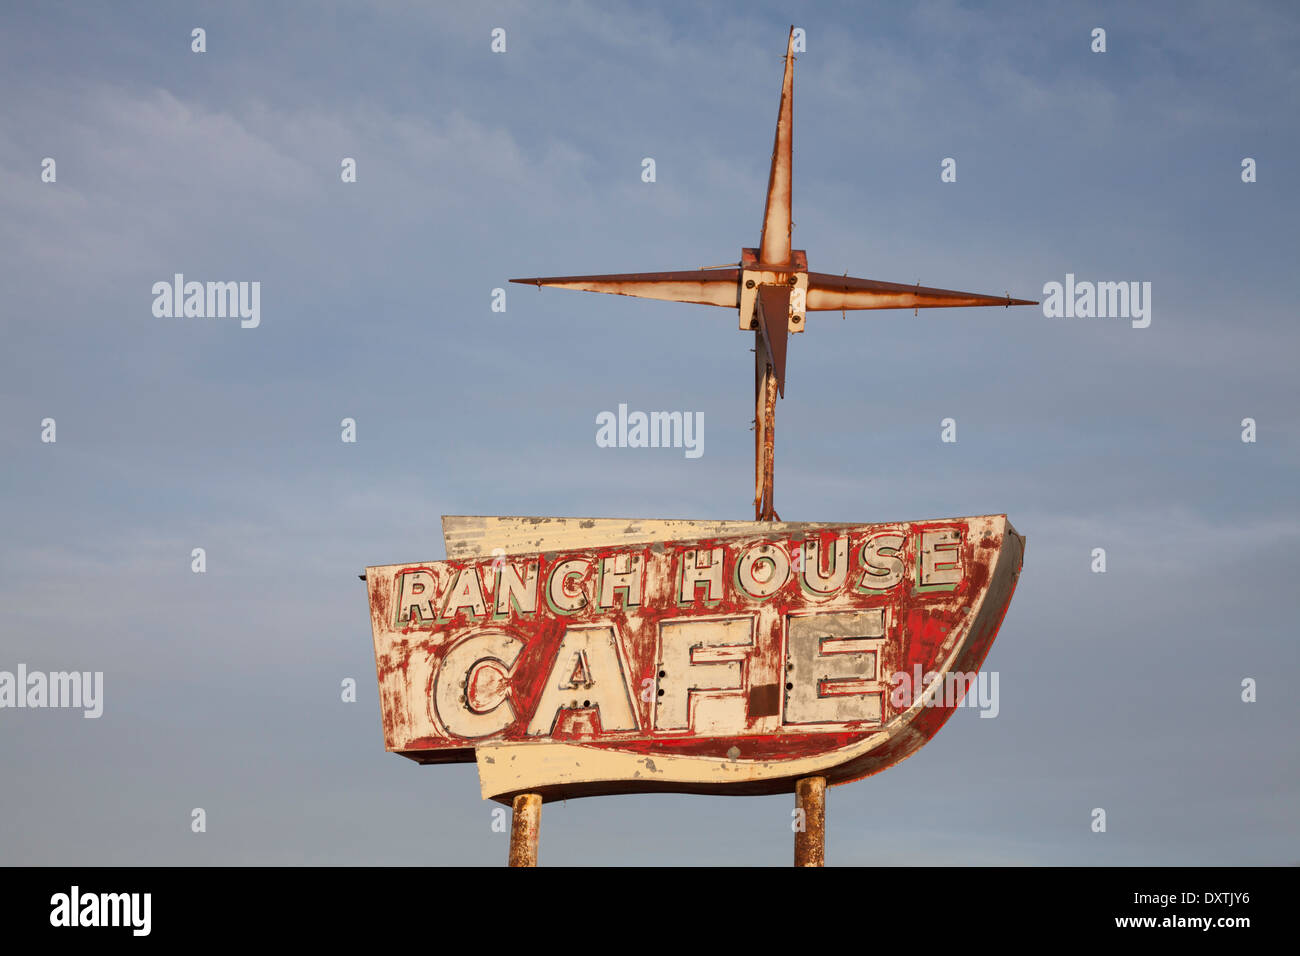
364 514 1024 804
738 248 807 333
756 285 792 399
754 332 778 519
758 28 795 266
794 776 826 867
440 515 853 562
805 273 1035 312
510 269 740 308
508 793 541 867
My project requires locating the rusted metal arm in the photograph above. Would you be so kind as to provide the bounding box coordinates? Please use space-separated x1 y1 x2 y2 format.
508 270 740 308
805 273 1037 312
758 27 796 266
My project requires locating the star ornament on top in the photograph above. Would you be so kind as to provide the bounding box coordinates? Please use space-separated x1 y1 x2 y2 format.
512 26 1036 399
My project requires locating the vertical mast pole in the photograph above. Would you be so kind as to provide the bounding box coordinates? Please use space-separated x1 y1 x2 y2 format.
507 793 542 867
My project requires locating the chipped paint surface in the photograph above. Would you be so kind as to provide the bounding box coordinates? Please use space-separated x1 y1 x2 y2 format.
507 793 541 867
441 514 852 563
364 515 1024 804
794 776 826 866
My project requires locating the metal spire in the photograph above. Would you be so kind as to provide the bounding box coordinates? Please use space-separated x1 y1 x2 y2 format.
511 25 1036 518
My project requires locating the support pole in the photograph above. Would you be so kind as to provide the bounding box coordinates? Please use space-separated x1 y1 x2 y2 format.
508 793 541 867
794 775 826 867
753 328 823 864
754 330 778 521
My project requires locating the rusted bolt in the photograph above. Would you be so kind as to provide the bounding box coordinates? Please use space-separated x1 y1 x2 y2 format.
745 279 756 289
788 275 798 286
749 319 758 329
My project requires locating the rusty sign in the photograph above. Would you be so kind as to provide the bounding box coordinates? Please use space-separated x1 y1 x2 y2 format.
364 27 1032 865
364 515 1023 804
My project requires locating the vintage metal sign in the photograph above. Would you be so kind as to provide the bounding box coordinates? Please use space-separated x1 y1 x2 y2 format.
363 27 1032 866
365 515 1023 804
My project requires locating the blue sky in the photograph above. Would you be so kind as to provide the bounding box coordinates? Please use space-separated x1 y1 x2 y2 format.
1 0 1297 864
